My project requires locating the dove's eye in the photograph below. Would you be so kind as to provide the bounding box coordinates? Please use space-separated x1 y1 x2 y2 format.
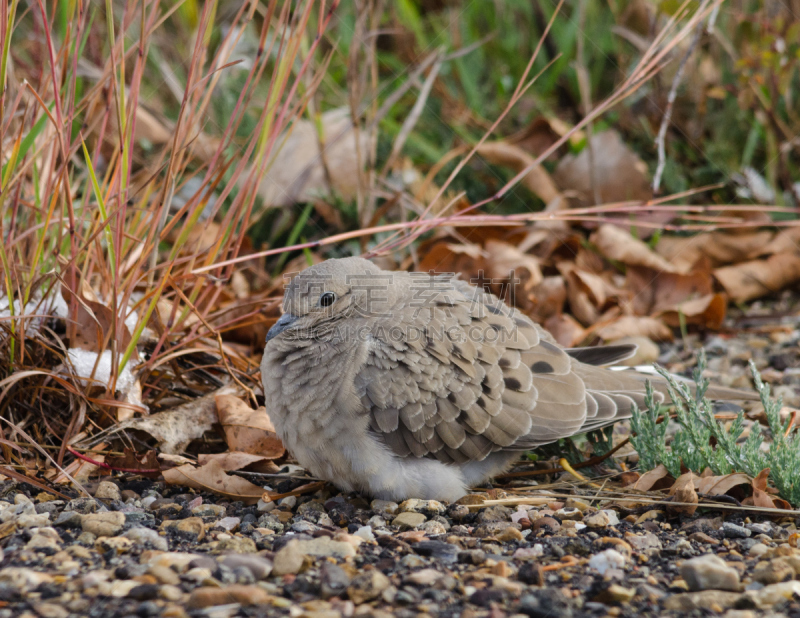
319 292 336 307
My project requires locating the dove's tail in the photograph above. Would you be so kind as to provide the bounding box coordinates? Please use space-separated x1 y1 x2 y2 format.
569 342 759 402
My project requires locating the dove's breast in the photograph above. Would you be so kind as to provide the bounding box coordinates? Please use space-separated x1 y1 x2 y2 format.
260 331 478 500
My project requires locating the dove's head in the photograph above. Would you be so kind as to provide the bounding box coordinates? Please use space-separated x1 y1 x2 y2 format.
266 257 391 344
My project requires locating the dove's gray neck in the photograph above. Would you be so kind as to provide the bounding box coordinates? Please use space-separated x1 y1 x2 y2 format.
264 328 368 418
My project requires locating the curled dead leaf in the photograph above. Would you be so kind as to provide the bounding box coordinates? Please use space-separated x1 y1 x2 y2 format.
543 313 586 347
216 395 285 459
418 242 485 277
530 276 567 321
658 293 727 330
629 464 672 492
693 472 751 496
254 108 374 208
163 459 264 505
417 240 542 305
656 230 774 270
714 252 800 303
109 384 244 454
594 316 673 343
197 452 281 474
745 468 778 509
591 224 679 273
625 261 714 316
484 240 543 291
669 472 699 516
61 282 136 359
564 274 599 326
761 227 800 256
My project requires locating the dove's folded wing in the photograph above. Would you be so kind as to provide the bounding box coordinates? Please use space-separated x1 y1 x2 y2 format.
353 277 639 462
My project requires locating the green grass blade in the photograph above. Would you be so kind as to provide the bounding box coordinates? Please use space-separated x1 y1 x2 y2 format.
81 138 117 272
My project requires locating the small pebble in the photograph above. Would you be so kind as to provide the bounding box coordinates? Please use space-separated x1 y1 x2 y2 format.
81 512 125 537
589 549 626 575
680 554 741 592
94 481 121 502
722 522 751 539
392 512 426 529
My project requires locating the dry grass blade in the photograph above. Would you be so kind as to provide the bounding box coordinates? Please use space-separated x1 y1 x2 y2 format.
477 492 797 517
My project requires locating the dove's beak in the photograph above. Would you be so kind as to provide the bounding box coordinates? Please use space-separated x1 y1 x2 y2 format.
266 312 299 343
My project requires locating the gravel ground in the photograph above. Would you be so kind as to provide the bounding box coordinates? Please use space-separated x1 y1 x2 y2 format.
0 312 798 618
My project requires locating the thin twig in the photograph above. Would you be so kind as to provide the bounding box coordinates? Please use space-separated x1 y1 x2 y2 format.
381 50 444 175
653 21 705 194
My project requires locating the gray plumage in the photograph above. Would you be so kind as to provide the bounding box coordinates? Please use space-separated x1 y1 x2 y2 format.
261 257 754 502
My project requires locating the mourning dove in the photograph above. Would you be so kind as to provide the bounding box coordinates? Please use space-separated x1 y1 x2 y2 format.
261 257 754 502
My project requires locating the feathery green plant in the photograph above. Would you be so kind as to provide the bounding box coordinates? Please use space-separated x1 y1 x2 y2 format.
631 352 800 507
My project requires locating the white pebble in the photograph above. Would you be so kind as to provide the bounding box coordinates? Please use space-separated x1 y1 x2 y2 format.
589 549 626 575
602 509 620 525
354 526 376 543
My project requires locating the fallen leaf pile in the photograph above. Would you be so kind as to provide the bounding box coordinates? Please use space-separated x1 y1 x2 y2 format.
161 394 285 504
417 214 800 350
627 464 792 514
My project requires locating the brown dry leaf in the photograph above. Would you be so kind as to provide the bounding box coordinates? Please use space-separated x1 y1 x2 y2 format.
529 276 567 321
619 471 641 486
761 227 800 255
116 384 243 454
714 252 800 303
745 468 779 509
120 106 219 160
769 496 794 511
595 316 673 342
418 242 485 276
564 272 599 326
626 261 714 316
570 269 611 308
53 453 104 484
484 240 543 291
658 293 727 330
197 452 281 474
543 313 586 347
255 108 373 208
517 225 574 261
163 459 264 505
656 230 775 270
744 468 792 511
417 240 542 308
105 448 161 479
591 224 679 273
553 130 653 208
216 395 285 459
669 472 699 516
630 464 672 491
61 284 136 359
693 472 751 496
475 142 561 204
